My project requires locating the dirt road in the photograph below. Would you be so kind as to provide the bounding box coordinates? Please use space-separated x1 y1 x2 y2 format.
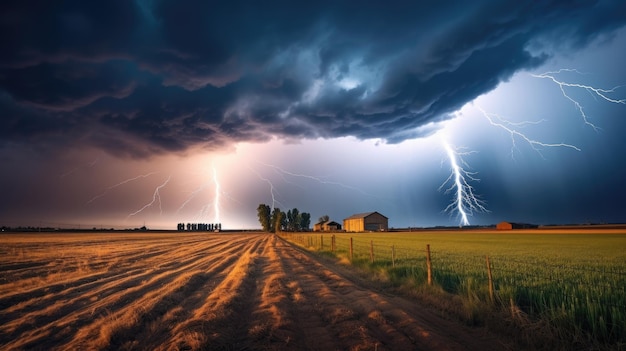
0 233 510 350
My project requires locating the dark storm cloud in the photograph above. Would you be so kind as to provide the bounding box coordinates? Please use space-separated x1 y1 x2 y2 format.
1 0 625 157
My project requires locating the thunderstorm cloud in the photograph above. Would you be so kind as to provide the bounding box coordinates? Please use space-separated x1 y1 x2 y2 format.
2 1 626 157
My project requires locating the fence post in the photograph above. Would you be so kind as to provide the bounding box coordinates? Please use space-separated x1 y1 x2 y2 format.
320 235 323 250
331 235 335 252
392 245 396 267
349 237 353 261
426 244 432 286
370 240 374 264
486 255 494 302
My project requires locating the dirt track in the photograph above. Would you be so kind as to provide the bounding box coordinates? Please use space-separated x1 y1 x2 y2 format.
0 233 510 350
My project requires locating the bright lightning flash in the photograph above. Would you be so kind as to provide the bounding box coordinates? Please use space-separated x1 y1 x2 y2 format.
176 164 237 223
439 140 488 226
439 69 624 225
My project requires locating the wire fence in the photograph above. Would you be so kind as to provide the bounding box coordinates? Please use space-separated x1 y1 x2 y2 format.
279 232 626 344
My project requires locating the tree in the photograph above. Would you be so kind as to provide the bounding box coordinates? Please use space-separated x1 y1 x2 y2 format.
318 215 330 223
286 208 301 231
271 207 285 233
257 204 271 232
300 212 311 231
286 209 293 231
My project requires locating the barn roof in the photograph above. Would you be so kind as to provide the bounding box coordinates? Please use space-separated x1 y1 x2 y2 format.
315 220 341 225
344 211 388 220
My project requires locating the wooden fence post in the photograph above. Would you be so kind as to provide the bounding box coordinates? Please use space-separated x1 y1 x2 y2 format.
320 235 323 250
349 237 353 261
486 255 494 302
392 245 396 267
370 240 374 263
331 235 335 252
426 244 432 286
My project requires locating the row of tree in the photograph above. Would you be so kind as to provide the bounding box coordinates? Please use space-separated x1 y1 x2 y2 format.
177 223 221 231
257 204 311 233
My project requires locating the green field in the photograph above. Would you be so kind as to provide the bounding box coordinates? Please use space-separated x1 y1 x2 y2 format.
280 230 626 347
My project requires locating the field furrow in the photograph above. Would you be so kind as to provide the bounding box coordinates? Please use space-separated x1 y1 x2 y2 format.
0 232 508 350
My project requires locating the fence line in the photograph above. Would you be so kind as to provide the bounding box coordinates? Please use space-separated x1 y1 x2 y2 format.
279 231 626 345
278 233 626 310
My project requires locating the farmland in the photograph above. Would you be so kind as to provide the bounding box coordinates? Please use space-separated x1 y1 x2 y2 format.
280 229 626 348
0 232 507 350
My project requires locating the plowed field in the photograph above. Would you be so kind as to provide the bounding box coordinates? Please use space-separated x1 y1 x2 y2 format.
1 233 509 350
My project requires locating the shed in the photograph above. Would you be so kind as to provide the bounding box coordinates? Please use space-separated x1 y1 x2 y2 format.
496 221 514 230
343 212 388 232
313 220 342 232
497 221 538 230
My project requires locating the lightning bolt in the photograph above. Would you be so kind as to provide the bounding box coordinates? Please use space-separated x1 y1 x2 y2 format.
249 167 284 210
476 106 581 159
439 140 489 226
127 175 171 219
257 162 374 196
176 164 237 223
438 70 624 225
176 182 209 214
212 165 220 223
60 157 100 178
531 69 626 131
87 172 159 204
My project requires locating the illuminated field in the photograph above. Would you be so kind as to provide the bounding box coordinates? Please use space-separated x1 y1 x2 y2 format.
0 232 507 350
281 229 626 347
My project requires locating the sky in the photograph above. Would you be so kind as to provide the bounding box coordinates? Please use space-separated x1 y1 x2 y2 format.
1 1 625 230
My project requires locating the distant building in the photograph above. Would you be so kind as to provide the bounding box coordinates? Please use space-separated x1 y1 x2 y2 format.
496 221 538 230
313 220 342 232
343 212 388 232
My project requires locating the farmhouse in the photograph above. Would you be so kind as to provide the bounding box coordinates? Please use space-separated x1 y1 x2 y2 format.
343 212 388 232
313 220 342 232
496 221 538 230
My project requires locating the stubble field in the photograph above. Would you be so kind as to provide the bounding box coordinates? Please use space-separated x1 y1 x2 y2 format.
0 232 506 351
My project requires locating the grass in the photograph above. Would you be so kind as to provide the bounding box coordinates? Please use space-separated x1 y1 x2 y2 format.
279 230 626 349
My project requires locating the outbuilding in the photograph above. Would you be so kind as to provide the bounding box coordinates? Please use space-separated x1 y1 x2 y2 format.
313 220 342 232
497 221 514 230
496 221 538 230
343 212 388 232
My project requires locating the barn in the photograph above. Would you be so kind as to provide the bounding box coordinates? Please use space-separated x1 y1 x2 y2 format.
496 221 538 230
343 212 388 232
313 220 342 232
496 221 514 230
